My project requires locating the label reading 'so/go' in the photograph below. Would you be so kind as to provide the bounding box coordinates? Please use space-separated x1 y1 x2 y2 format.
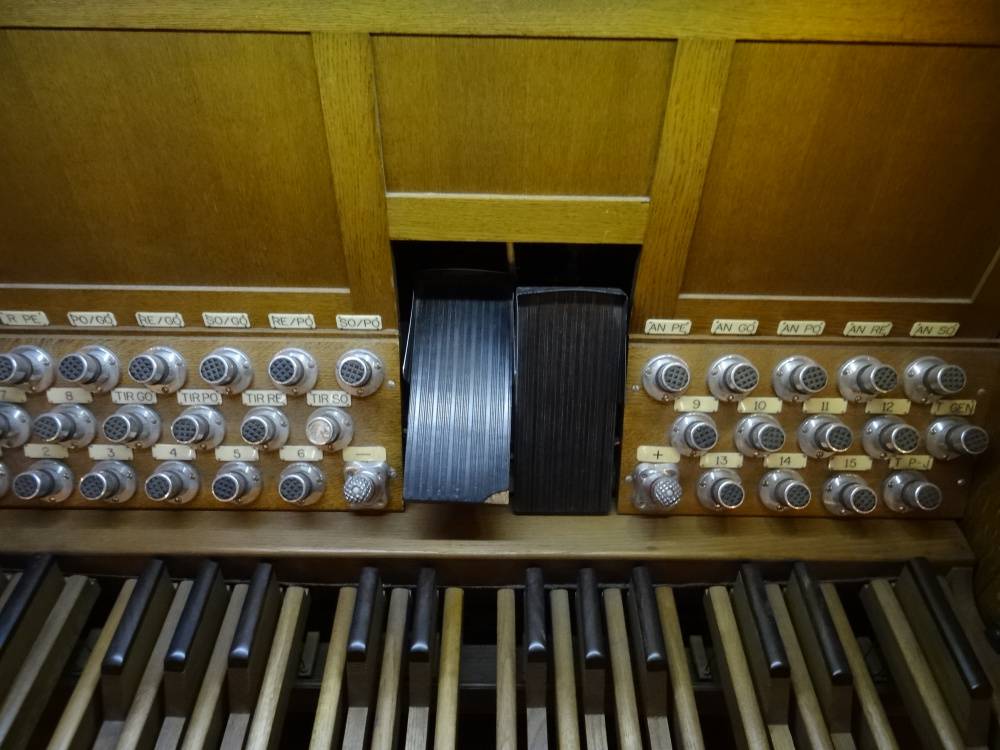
202 312 250 329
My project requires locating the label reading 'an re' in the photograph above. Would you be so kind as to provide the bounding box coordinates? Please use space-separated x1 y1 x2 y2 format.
644 319 692 335
843 321 892 337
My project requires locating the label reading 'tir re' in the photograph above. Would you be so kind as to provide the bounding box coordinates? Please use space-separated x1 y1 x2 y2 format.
136 312 185 328
67 311 117 327
241 390 287 407
177 389 223 406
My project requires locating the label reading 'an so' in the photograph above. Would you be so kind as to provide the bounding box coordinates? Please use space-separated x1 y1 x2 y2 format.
644 319 692 335
711 319 758 335
910 322 959 338
336 314 382 331
636 445 681 463
0 311 49 326
306 390 351 407
46 388 93 404
67 311 117 327
177 389 223 406
673 396 719 413
776 320 825 336
136 312 185 328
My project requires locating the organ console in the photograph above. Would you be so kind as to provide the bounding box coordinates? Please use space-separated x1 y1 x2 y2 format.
2 1 1000 747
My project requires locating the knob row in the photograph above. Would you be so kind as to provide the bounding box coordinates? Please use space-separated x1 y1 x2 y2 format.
0 345 384 397
666 412 987 461
0 459 388 508
644 353 968 403
632 464 942 515
0 404 356 452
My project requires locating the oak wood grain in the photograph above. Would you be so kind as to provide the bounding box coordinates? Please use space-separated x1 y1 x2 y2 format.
1 1 999 44
313 33 397 327
433 588 462 750
308 586 355 750
496 589 516 750
373 36 674 197
632 38 733 329
386 194 648 244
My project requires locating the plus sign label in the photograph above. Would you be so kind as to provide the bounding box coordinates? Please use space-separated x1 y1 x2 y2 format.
636 445 681 463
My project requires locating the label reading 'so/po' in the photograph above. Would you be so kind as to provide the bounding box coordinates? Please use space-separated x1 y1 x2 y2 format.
336 314 382 331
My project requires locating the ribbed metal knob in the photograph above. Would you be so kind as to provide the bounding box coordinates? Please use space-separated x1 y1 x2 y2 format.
344 474 376 505
650 476 682 508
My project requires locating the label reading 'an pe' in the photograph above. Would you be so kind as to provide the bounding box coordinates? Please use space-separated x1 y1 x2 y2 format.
67 311 117 327
636 445 681 463
136 312 185 328
843 321 892 337
776 320 825 336
306 390 351 407
0 311 49 326
202 312 250 329
269 313 316 329
111 388 157 405
336 314 382 331
711 319 758 335
644 319 692 335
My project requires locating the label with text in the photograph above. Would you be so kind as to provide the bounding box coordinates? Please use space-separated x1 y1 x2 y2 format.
269 313 316 329
636 445 681 463
909 322 959 338
136 311 185 328
737 396 782 414
776 320 826 336
67 311 117 327
306 390 351 407
644 319 692 335
802 397 848 415
888 455 934 471
151 444 196 461
177 389 223 406
111 388 157 405
0 387 27 403
763 453 808 469
202 312 250 329
241 390 287 407
699 452 744 469
336 314 382 331
280 445 324 462
215 445 259 462
711 318 758 335
24 443 69 459
828 455 873 471
343 445 387 463
0 310 49 326
843 321 892 337
88 444 134 461
673 395 719 413
865 398 911 415
46 387 93 405
930 399 976 416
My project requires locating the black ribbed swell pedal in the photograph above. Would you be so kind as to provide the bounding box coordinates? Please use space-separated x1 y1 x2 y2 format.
403 273 513 503
513 287 627 514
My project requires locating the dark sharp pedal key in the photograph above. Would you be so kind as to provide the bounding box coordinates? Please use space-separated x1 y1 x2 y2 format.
343 567 387 749
227 563 282 715
736 565 790 678
524 568 547 663
786 562 854 733
576 568 605 669
626 567 672 746
409 568 438 663
0 553 64 702
896 557 992 745
348 567 384 661
165 560 226 672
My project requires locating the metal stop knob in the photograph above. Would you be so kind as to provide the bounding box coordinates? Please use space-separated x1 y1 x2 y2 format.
697 468 745 510
823 473 877 516
883 471 942 513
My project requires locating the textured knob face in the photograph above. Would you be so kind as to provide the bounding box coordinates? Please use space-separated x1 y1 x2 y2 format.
926 364 966 396
655 363 690 394
13 469 54 500
338 356 372 388
200 355 236 386
0 353 30 385
650 475 682 508
240 415 276 446
344 473 376 505
790 364 828 394
34 412 74 443
751 423 785 452
212 472 246 502
58 353 100 384
903 480 942 511
268 356 302 387
128 354 166 385
279 473 311 504
948 424 989 456
724 363 759 394
79 471 119 501
860 364 898 395
776 479 811 509
843 484 877 514
880 423 920 454
714 480 745 508
145 471 181 501
103 413 140 444
687 422 719 452
171 414 207 444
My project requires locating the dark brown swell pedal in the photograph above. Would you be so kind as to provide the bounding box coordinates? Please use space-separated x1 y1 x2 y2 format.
512 287 628 514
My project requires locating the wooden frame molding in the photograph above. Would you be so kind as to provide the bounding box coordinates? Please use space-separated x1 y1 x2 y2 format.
385 193 649 244
313 32 398 327
632 38 734 331
2 1 999 44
